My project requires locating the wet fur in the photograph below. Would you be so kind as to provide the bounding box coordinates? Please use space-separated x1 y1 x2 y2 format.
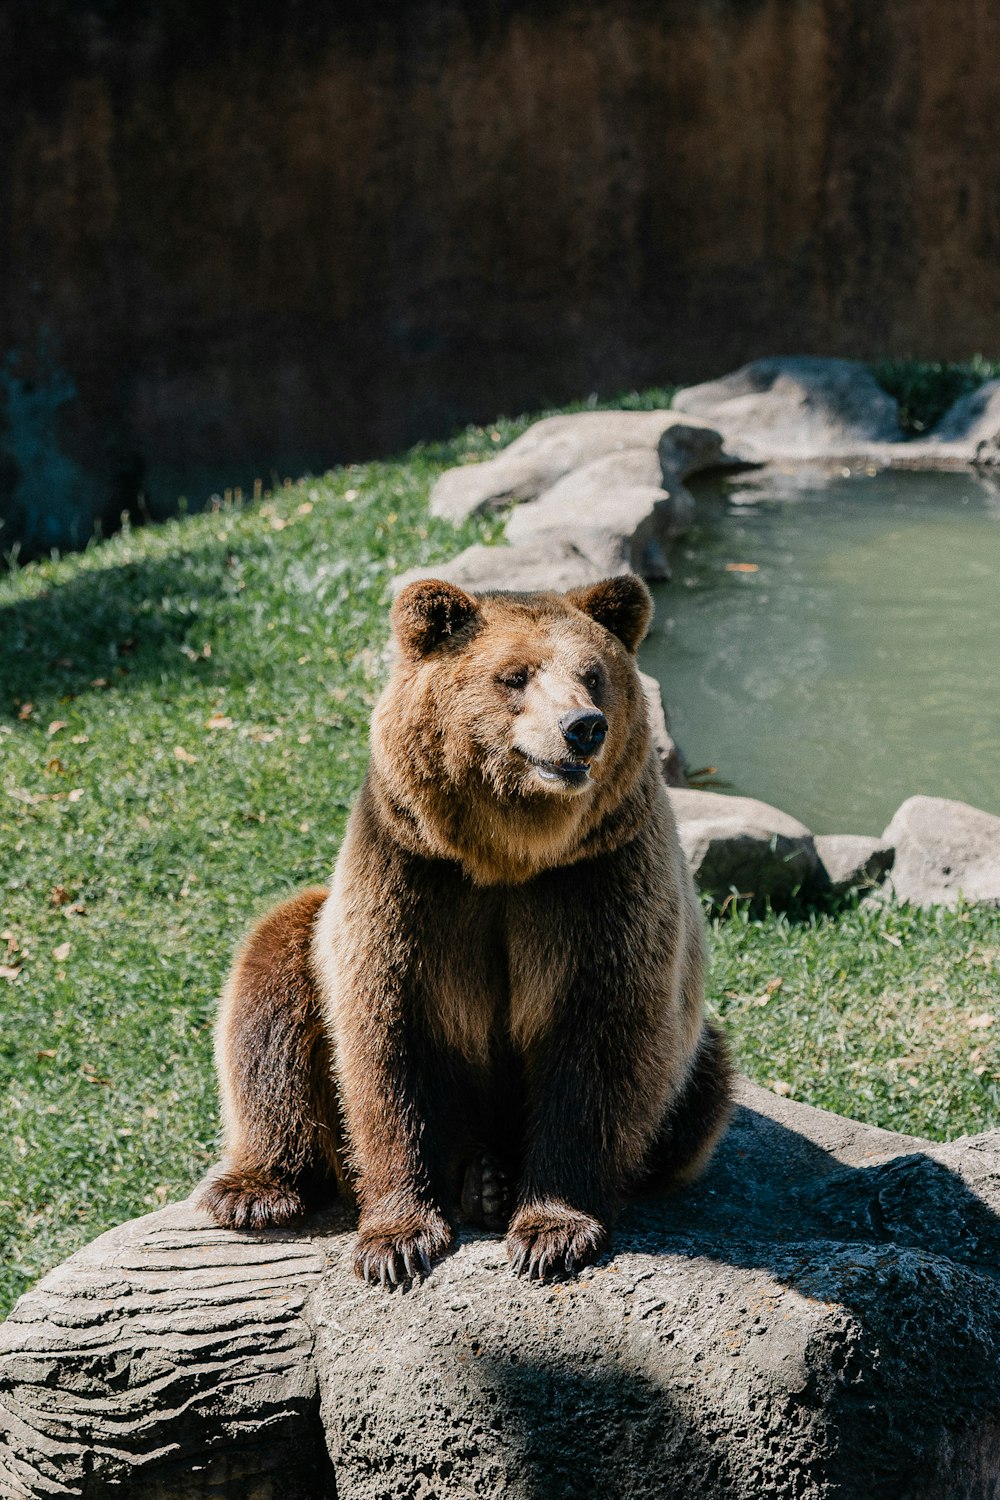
198 579 732 1282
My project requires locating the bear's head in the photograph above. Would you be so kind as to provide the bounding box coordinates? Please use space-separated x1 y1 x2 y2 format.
370 576 654 884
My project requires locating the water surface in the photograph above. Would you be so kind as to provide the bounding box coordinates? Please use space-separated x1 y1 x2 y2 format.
640 467 1000 834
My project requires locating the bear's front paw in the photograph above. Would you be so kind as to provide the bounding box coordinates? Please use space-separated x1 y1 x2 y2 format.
197 1167 305 1231
506 1203 609 1280
353 1207 453 1289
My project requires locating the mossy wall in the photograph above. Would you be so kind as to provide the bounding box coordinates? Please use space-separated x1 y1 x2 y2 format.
3 0 1000 549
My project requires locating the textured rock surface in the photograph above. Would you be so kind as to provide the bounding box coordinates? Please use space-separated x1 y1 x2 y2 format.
672 357 904 459
3 1081 1000 1499
815 833 895 897
392 538 608 596
432 413 727 587
428 411 679 523
668 787 825 907
882 796 1000 908
0 1210 333 1499
638 670 686 787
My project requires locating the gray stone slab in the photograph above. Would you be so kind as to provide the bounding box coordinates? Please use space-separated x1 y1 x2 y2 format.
673 356 904 460
428 410 680 523
667 787 824 907
882 795 1000 908
815 833 895 897
3 1081 999 1498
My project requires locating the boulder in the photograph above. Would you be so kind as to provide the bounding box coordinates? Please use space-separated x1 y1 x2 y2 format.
638 670 686 787
814 833 895 897
428 412 724 526
428 410 677 523
503 422 726 581
3 1080 999 1499
672 356 903 460
929 378 1000 445
667 787 824 907
882 795 1000 908
392 538 608 596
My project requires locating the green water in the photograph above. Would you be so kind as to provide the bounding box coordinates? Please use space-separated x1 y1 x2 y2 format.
640 467 1000 835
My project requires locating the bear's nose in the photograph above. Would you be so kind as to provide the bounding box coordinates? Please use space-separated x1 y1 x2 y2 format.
559 709 608 754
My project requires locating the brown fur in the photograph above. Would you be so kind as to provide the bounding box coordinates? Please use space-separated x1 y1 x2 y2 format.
197 577 732 1284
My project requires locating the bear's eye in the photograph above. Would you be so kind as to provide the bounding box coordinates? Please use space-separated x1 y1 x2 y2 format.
583 667 602 693
497 667 530 691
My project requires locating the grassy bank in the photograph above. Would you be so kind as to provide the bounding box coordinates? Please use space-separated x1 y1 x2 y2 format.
2 376 998 1317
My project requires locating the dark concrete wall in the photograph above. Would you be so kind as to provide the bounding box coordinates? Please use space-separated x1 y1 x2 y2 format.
3 0 1000 549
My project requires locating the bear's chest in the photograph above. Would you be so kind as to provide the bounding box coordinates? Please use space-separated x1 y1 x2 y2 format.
418 878 576 1066
419 884 508 1065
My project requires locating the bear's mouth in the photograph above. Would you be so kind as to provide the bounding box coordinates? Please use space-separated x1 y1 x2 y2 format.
515 749 592 787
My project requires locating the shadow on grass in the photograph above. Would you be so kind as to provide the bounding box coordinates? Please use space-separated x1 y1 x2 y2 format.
0 541 237 717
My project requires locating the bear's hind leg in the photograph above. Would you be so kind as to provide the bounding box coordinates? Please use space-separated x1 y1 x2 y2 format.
638 1022 734 1193
197 888 346 1231
460 1153 512 1231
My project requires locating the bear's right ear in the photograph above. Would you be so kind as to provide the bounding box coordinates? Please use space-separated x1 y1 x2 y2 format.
391 579 481 659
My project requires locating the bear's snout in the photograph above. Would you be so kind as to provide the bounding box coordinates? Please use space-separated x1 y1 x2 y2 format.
559 709 608 755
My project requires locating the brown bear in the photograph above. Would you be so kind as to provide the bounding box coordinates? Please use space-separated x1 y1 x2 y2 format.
197 575 732 1285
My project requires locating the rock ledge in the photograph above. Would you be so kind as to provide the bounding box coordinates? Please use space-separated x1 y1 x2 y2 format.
2 1080 999 1499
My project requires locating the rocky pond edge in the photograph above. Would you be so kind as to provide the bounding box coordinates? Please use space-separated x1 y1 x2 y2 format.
400 355 1000 912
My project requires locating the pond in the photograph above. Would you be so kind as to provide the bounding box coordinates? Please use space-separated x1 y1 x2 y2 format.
639 466 1000 835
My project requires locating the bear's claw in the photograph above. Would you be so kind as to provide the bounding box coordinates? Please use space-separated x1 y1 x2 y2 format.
353 1210 453 1289
197 1168 306 1231
460 1153 511 1230
506 1205 608 1280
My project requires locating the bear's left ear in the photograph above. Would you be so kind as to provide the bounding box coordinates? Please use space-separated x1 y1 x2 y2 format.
392 579 481 659
566 575 653 654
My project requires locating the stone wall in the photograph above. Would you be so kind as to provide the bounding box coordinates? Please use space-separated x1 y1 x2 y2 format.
4 0 1000 548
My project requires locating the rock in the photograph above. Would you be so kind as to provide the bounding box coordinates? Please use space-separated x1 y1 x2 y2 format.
3 1080 1000 1498
428 410 677 523
392 538 609 596
672 356 903 460
428 412 724 527
882 795 1000 908
502 422 726 581
0 1208 333 1499
638 670 685 786
815 833 895 897
930 378 1000 445
667 786 824 907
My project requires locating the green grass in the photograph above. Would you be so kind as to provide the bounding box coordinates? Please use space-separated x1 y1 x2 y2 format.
2 377 999 1319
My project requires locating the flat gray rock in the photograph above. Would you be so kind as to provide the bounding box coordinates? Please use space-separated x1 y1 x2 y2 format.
428 410 679 523
667 787 824 907
672 356 904 460
815 833 895 897
502 422 727 581
3 1080 999 1498
392 539 608 596
882 795 1000 908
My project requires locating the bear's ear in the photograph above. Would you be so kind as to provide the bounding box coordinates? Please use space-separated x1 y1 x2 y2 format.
566 575 653 654
392 579 481 659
